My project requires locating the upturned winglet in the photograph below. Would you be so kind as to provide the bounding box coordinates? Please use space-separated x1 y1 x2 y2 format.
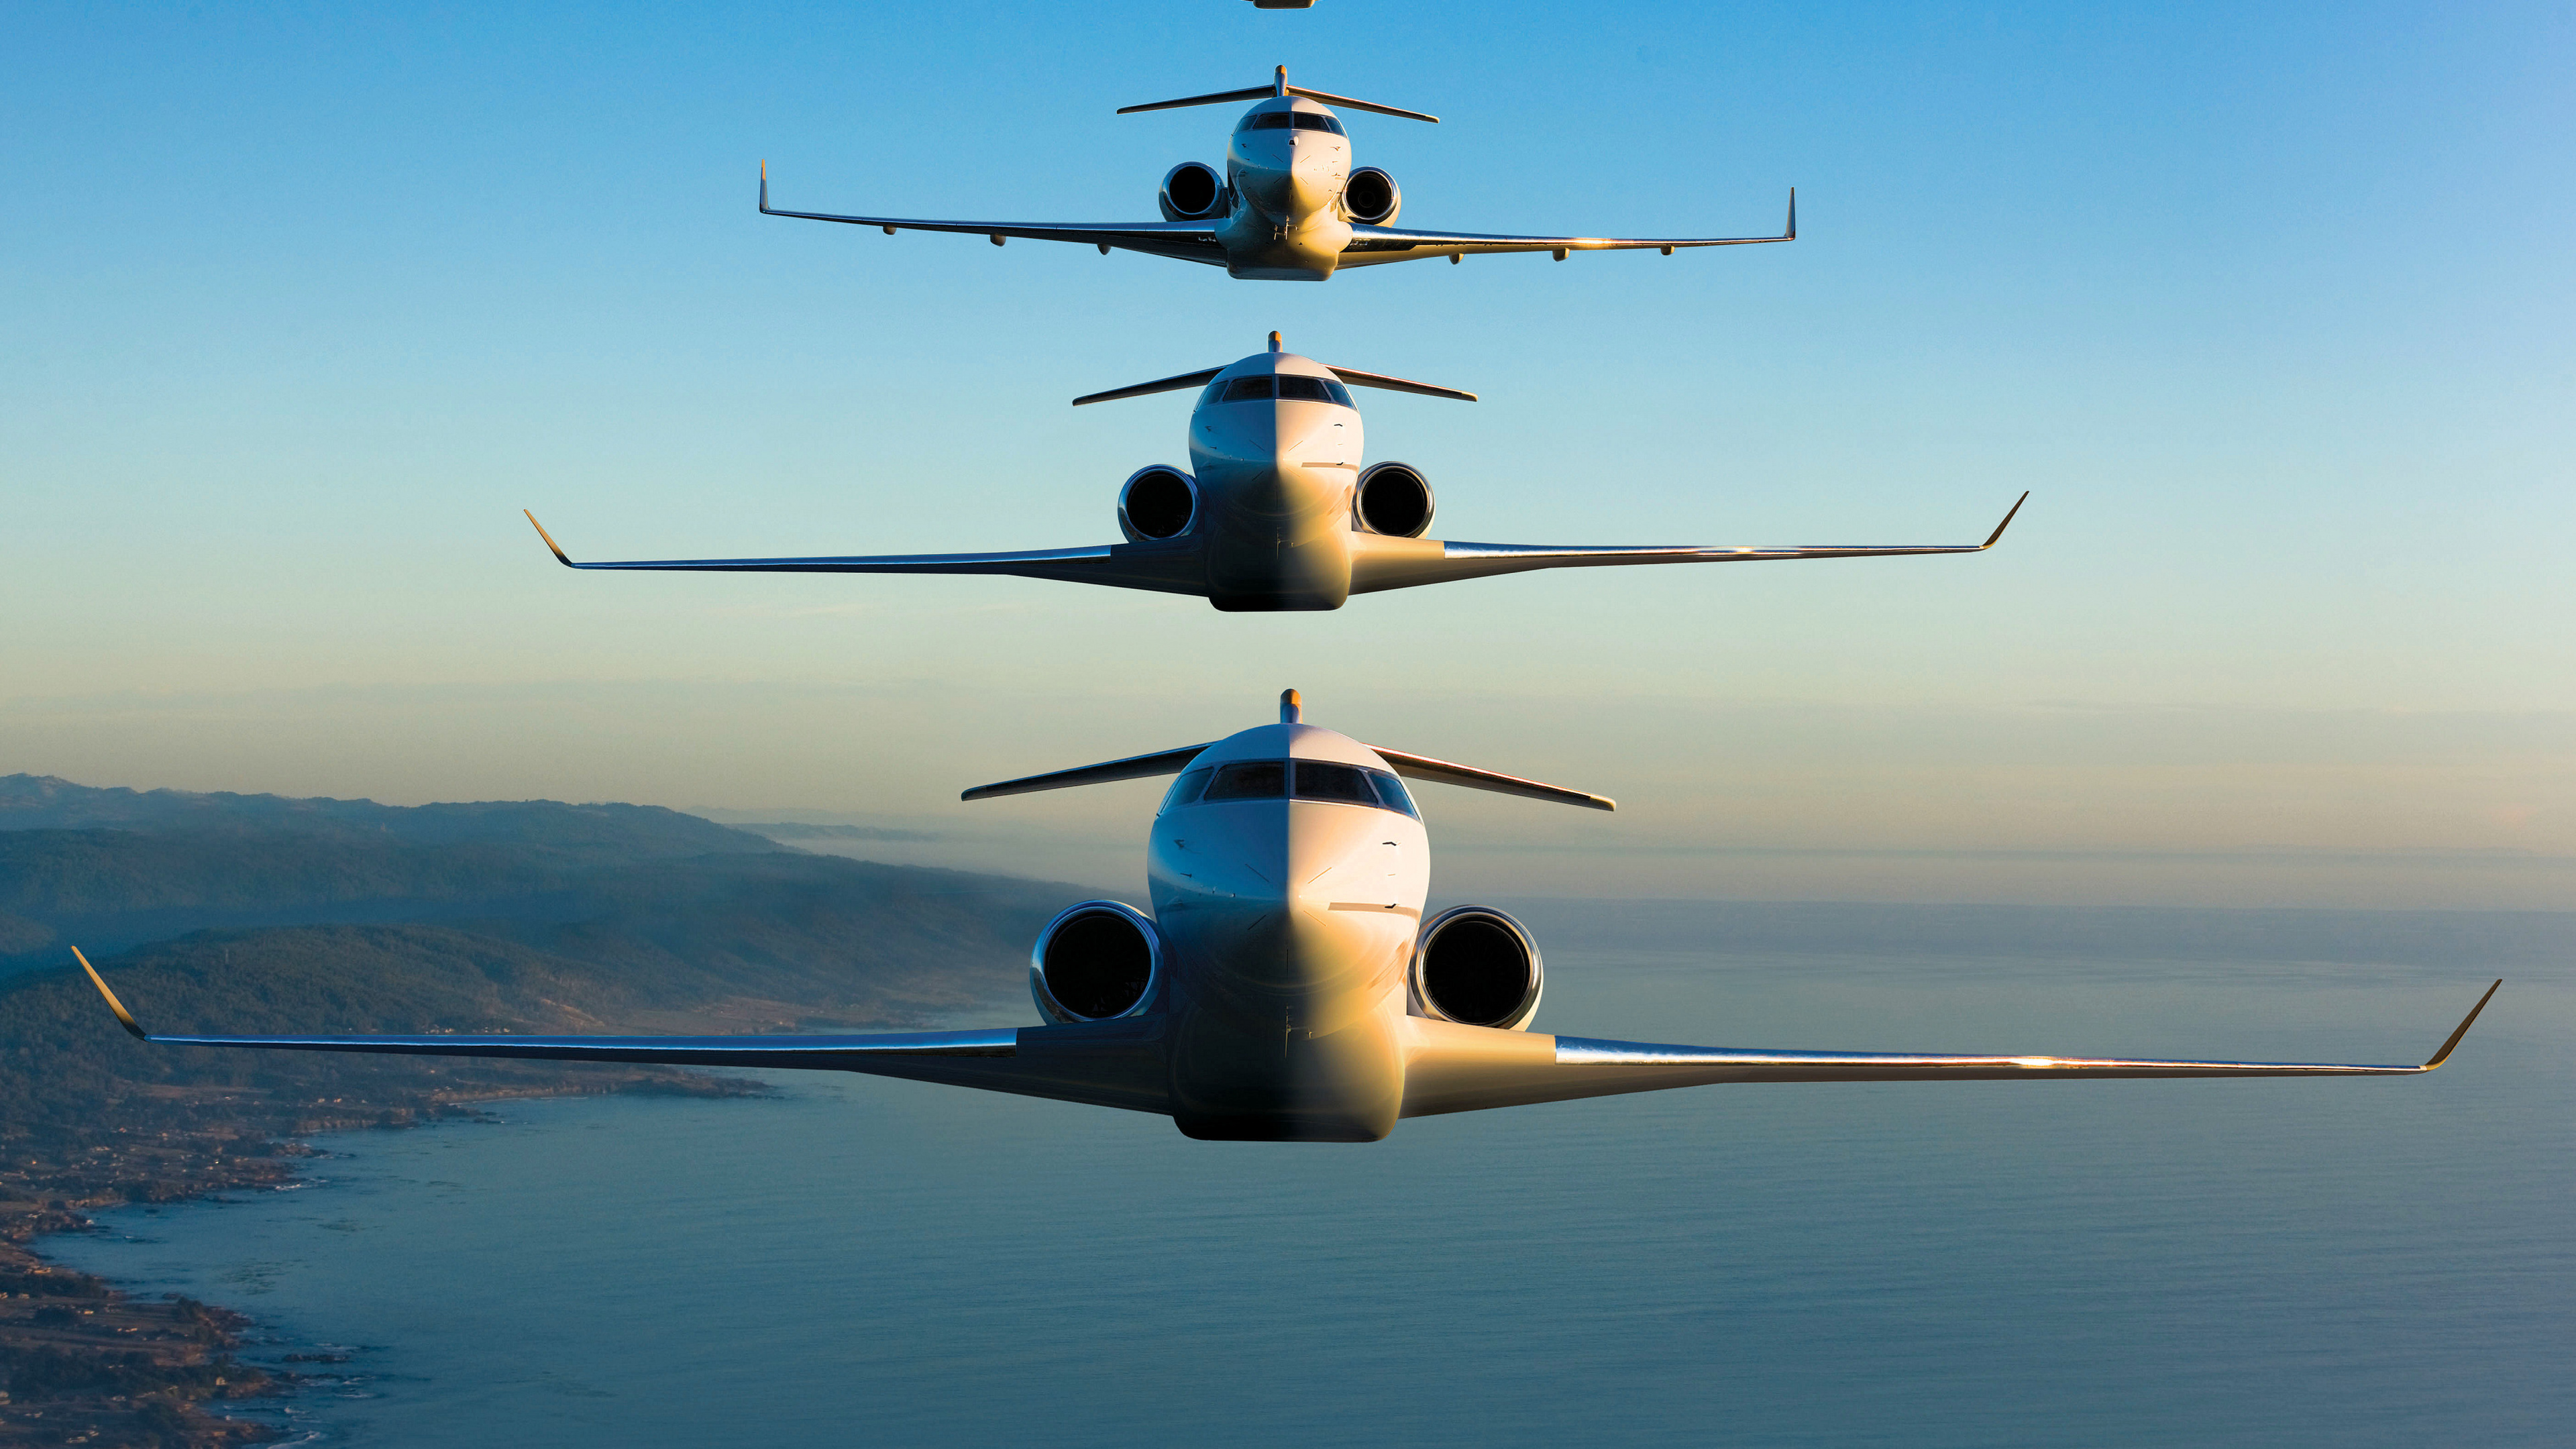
1983 492 2029 549
523 511 575 566
71 947 147 1041
2422 979 2502 1069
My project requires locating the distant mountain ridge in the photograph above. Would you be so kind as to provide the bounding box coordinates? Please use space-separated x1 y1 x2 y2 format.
0 772 773 859
0 768 1097 969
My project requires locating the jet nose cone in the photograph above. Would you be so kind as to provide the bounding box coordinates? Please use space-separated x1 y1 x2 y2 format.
1235 162 1292 217
1287 147 1342 216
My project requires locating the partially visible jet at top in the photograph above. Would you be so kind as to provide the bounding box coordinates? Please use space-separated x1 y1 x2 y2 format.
757 66 1794 281
72 690 2500 1143
525 332 2025 612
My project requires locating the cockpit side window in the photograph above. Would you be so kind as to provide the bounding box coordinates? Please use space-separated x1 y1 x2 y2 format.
1201 760 1287 801
1290 113 1346 135
1218 376 1275 403
1160 765 1213 815
1366 769 1419 818
1244 111 1295 131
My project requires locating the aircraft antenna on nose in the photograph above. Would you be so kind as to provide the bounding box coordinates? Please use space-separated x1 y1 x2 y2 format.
1269 331 1283 352
1281 688 1302 724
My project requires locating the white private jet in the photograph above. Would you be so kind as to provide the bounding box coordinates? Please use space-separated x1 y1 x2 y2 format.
76 691 2498 1143
756 66 1795 281
524 333 2025 612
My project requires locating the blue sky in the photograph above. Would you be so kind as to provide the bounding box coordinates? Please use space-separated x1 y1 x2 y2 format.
5 1 2571 905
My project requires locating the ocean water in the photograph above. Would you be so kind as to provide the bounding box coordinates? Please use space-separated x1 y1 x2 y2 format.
50 906 2575 1448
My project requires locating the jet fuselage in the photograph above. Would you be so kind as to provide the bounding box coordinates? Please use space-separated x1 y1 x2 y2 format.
1144 721 1431 1140
1180 347 1375 608
1212 97 1358 279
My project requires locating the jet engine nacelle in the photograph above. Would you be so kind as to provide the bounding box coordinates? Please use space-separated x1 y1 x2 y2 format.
1342 166 1401 226
1353 462 1435 539
1409 906 1544 1031
1159 162 1228 223
1118 466 1199 542
1031 901 1165 1024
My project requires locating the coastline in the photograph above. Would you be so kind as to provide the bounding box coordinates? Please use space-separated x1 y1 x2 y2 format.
1 1071 766 1447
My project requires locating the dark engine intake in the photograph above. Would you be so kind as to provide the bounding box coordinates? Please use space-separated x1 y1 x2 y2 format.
1031 902 1163 1023
1118 466 1199 541
1159 162 1226 222
1353 462 1435 538
1342 166 1401 226
1411 906 1543 1030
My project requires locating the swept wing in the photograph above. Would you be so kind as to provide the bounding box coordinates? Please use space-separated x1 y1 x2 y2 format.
1350 493 2026 595
523 513 1208 598
1401 981 2502 1118
1340 189 1797 268
759 165 1227 266
73 948 1173 1114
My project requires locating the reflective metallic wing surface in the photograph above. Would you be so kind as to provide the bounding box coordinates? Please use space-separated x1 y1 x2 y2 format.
1339 189 1798 268
523 513 1208 597
759 165 1229 267
1399 980 2504 1118
1349 493 2027 596
72 948 1175 1114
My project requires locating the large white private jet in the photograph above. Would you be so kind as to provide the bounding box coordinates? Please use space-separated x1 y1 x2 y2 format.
756 67 1795 281
525 333 2024 611
76 691 2498 1143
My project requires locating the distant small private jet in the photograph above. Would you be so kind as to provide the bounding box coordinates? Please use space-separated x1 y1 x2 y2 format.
758 66 1794 280
76 691 2498 1143
525 332 2024 611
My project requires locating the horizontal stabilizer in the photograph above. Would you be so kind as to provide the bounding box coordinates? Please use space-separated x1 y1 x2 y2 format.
1365 747 1613 812
1072 368 1224 407
1120 66 1437 123
962 743 1215 802
1323 365 1477 402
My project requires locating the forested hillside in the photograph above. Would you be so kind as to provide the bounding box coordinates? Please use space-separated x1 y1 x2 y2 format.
0 773 1087 1443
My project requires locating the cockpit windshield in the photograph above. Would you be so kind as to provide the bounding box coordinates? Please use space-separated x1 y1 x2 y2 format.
1275 375 1354 405
1161 760 1418 818
1200 760 1285 801
1241 111 1346 136
1202 374 1356 407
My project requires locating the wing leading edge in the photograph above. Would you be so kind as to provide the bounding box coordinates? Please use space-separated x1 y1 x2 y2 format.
72 949 1173 1114
759 164 1226 266
1340 189 1797 268
1399 981 2502 1118
1350 493 2027 595
524 513 1209 598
